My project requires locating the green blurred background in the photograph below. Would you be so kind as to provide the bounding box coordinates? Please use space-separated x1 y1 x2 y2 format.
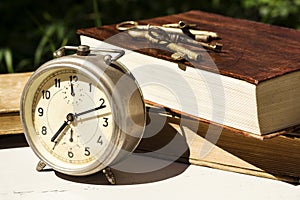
1 0 300 73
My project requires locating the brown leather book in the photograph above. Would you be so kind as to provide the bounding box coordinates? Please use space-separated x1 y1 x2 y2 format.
78 10 300 137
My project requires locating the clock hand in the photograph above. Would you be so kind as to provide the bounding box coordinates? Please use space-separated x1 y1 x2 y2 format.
52 141 58 150
71 83 75 96
69 128 74 142
74 104 106 118
51 105 106 143
51 121 68 143
52 136 63 150
51 113 75 142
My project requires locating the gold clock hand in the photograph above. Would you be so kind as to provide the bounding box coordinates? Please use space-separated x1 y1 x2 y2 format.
52 130 68 150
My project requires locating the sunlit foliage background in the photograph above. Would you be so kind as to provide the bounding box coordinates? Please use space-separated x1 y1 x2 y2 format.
1 0 299 73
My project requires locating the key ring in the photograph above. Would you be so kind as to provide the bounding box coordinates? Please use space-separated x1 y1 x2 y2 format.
116 21 139 31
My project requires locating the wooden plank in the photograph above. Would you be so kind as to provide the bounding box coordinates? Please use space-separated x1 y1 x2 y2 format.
0 72 32 134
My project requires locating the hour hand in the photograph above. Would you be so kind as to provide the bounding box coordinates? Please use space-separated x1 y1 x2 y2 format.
51 121 68 142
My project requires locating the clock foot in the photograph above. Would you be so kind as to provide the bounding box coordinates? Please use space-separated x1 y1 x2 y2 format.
102 167 116 185
36 160 47 172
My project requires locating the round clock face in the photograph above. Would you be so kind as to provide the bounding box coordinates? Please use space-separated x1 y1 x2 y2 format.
24 67 117 174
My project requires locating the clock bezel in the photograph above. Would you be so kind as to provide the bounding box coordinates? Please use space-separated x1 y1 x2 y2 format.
20 54 146 176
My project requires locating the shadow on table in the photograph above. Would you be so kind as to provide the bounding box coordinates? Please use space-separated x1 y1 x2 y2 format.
56 114 191 185
56 157 190 185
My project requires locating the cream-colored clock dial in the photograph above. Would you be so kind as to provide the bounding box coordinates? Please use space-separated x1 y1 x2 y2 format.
31 69 113 169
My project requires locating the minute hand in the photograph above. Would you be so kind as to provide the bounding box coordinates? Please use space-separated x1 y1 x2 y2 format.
74 104 106 118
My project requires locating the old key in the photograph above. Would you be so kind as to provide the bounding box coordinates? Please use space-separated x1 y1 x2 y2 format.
127 28 201 61
162 21 219 41
116 20 219 42
116 21 223 61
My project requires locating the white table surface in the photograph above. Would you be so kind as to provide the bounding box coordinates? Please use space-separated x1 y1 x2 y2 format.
0 147 299 200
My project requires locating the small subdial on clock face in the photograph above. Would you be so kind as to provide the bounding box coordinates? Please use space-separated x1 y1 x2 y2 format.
32 69 114 167
62 78 86 106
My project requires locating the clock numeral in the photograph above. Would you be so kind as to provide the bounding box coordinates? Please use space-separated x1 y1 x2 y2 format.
42 90 51 99
54 78 61 88
68 151 74 158
38 107 44 116
99 98 106 108
103 117 109 127
69 75 78 82
97 136 103 145
41 126 47 135
85 147 91 156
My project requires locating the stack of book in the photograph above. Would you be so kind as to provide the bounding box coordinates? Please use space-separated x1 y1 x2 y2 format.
77 10 300 183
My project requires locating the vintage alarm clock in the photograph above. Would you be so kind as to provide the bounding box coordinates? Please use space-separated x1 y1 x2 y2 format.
20 45 146 184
